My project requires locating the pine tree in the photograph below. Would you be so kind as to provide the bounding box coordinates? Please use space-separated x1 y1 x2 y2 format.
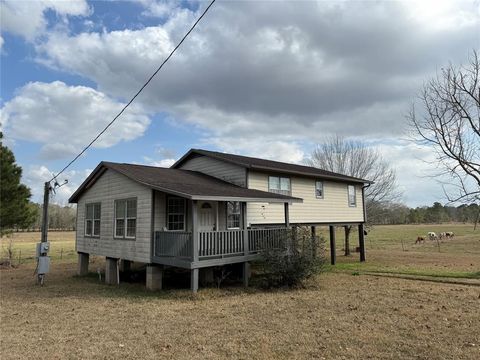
0 132 36 235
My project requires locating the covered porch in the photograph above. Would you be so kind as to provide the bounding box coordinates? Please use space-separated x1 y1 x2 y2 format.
149 187 301 292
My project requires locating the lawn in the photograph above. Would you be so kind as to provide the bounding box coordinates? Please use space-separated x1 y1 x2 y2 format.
1 225 479 359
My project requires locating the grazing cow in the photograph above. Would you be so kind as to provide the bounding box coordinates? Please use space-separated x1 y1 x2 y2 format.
427 232 437 240
439 232 446 240
415 236 425 244
445 232 454 239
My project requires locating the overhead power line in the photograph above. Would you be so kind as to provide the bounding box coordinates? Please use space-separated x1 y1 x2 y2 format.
50 0 217 182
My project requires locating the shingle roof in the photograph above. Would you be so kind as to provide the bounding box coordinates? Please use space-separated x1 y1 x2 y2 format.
173 149 371 184
69 162 302 203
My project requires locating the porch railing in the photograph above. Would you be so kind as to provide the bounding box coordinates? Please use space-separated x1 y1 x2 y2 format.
199 230 244 258
248 227 288 253
154 231 192 258
153 227 289 260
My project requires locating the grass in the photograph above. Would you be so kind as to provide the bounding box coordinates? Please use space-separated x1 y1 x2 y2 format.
315 223 480 279
1 224 479 359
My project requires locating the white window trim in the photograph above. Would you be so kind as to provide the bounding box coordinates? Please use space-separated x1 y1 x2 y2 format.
268 175 291 196
348 185 357 207
315 180 324 199
167 197 186 231
85 202 101 238
226 201 241 230
114 198 137 239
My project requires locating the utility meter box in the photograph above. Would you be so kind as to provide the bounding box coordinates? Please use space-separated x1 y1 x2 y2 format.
38 256 50 274
36 242 50 258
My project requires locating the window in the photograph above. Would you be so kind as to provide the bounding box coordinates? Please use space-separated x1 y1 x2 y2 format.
115 198 137 239
348 185 356 207
315 181 324 199
227 201 241 229
167 197 186 231
268 176 291 195
85 203 101 237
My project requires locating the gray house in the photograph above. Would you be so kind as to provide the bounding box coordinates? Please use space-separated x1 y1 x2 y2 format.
69 149 371 292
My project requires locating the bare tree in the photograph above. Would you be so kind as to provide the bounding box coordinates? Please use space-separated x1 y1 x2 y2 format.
408 51 480 204
306 135 401 255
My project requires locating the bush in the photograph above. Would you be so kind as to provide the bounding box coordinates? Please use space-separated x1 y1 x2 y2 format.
259 228 325 288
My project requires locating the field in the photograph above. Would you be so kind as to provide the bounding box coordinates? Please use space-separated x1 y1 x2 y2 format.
1 224 479 359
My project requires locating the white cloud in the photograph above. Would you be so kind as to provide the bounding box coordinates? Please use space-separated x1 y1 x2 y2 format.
142 156 176 168
0 0 90 41
23 165 92 205
1 81 151 159
0 35 4 51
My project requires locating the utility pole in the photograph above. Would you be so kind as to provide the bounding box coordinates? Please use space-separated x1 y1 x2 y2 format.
41 182 50 243
36 181 51 285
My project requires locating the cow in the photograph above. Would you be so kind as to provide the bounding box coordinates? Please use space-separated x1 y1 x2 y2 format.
439 232 446 240
445 231 454 239
427 232 437 240
415 236 425 244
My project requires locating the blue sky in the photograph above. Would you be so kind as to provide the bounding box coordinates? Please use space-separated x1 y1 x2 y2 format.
1 0 479 206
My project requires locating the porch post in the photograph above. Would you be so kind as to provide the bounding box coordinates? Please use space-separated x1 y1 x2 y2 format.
242 202 248 255
358 223 366 262
192 200 199 263
284 202 290 227
191 200 199 293
311 226 316 258
191 268 199 293
329 225 336 265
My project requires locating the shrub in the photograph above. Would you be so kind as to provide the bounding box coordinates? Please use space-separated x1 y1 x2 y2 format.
259 227 325 288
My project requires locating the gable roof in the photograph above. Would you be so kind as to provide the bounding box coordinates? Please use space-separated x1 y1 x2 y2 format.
69 162 302 204
172 149 372 184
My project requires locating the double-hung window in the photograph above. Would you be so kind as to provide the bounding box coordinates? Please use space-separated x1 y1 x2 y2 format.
268 176 291 196
227 201 241 229
348 185 356 207
85 203 101 237
167 197 186 231
315 181 324 199
115 198 137 239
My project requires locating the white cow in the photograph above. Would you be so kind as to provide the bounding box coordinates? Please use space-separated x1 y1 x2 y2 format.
427 232 437 240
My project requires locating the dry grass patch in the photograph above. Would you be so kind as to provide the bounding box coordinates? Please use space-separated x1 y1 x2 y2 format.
1 262 480 360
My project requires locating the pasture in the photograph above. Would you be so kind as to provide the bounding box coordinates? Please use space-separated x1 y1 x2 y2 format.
1 224 479 359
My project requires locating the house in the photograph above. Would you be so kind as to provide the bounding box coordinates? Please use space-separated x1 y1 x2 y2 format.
69 149 371 292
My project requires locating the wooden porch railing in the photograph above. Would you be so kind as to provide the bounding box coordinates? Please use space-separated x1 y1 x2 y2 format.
248 227 289 254
153 227 289 261
154 231 192 258
198 230 244 258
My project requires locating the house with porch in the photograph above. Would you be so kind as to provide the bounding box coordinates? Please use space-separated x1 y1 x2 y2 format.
69 149 371 292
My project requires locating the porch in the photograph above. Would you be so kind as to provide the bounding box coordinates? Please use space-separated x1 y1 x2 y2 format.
152 227 290 269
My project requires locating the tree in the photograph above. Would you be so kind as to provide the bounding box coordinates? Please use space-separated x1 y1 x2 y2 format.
0 132 36 235
408 51 480 205
307 135 401 255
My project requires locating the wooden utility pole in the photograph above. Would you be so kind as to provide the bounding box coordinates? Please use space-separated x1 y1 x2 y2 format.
37 181 51 285
41 182 50 243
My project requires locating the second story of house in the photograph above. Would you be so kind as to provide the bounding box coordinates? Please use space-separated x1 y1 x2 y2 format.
172 149 371 225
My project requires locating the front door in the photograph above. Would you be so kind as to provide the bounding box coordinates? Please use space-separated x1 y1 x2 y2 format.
198 202 215 231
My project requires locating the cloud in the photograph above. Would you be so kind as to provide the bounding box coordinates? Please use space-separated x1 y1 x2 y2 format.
35 1 478 151
1 81 151 159
22 165 92 205
0 0 90 41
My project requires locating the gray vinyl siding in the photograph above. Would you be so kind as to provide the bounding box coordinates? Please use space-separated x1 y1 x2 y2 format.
178 155 247 187
76 169 152 262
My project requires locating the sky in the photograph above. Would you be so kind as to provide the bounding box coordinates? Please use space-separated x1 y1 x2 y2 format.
1 0 479 207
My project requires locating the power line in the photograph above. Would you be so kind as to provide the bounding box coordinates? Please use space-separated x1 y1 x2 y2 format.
50 0 217 182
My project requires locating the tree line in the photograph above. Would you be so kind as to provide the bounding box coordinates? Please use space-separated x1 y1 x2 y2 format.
17 203 77 231
369 201 480 226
